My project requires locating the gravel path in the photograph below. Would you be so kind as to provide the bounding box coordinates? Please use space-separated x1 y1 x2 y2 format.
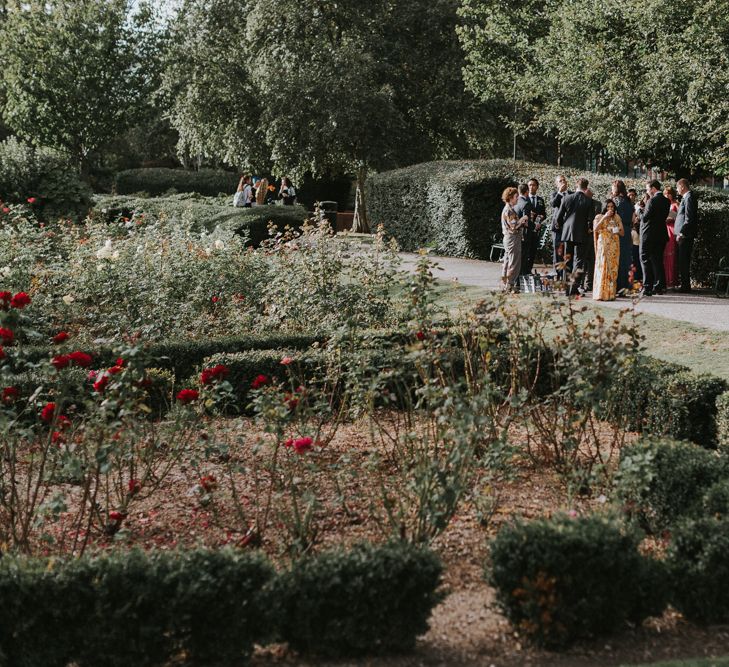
400 252 729 332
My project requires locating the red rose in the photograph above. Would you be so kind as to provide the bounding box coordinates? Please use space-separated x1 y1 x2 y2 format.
293 436 314 454
128 479 142 495
109 511 125 523
40 402 57 423
251 374 271 390
115 357 125 367
68 351 92 367
200 364 229 386
52 331 70 344
176 388 199 404
0 328 14 345
2 386 19 404
51 431 65 445
107 364 123 375
26 197 37 204
415 331 425 341
211 296 219 303
57 415 71 431
1 207 9 214
10 292 31 309
93 374 110 393
51 354 71 370
199 474 217 492
284 438 295 448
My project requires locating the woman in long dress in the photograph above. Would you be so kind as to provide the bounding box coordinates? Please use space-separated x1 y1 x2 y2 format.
663 186 679 289
592 199 624 301
500 187 528 292
611 180 634 291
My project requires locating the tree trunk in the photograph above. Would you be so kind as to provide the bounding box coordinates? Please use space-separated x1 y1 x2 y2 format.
352 165 370 233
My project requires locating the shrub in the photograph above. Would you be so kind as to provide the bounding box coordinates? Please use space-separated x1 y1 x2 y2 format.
703 479 729 518
488 514 667 649
0 549 275 667
718 391 729 453
616 438 729 533
604 357 727 446
114 168 240 197
273 541 443 657
367 160 729 286
93 193 308 246
668 517 729 624
0 137 92 221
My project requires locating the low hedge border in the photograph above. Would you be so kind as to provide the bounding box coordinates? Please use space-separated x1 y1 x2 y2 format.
487 514 667 649
616 437 729 533
114 168 240 197
92 193 308 247
0 542 442 665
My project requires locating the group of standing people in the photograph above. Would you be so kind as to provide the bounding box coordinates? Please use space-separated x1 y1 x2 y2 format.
500 174 698 300
233 175 297 208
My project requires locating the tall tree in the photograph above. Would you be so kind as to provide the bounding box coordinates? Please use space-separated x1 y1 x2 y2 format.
166 0 493 230
0 0 163 174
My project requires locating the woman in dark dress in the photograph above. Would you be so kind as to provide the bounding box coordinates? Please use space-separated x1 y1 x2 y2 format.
611 179 634 293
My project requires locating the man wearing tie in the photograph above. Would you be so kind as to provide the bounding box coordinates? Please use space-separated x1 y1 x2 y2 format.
674 178 698 293
639 180 671 296
522 177 546 275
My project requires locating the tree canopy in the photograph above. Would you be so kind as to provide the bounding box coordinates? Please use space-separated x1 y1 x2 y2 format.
0 0 165 173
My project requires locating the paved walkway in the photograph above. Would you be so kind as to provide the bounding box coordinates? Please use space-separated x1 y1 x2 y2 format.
399 253 729 332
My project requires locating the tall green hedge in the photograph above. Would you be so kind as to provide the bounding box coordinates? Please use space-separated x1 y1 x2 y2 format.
93 193 308 246
367 160 729 286
114 168 240 197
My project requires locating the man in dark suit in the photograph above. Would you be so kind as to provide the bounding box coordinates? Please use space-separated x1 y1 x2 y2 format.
521 177 546 274
550 175 571 279
639 179 671 296
582 188 601 292
556 177 594 296
674 178 698 293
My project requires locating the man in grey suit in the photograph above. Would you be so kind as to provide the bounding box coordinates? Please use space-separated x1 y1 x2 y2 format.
639 180 670 296
674 178 698 293
556 177 594 296
550 175 571 279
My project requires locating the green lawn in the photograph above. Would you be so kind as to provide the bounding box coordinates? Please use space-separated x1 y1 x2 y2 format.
434 281 729 381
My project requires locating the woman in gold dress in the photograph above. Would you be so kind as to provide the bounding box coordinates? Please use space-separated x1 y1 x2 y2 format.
592 199 624 301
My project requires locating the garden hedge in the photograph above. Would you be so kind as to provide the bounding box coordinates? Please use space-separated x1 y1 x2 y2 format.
367 159 729 286
114 168 240 197
616 437 729 533
0 543 442 665
273 541 443 657
488 514 667 649
718 391 729 452
93 193 308 246
603 357 728 448
668 517 729 625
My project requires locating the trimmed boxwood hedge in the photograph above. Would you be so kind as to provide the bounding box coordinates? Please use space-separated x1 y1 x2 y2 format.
616 437 729 533
273 541 443 657
93 193 308 247
367 159 729 286
668 517 729 625
488 514 667 649
603 357 728 448
0 543 442 665
718 391 729 453
114 168 240 197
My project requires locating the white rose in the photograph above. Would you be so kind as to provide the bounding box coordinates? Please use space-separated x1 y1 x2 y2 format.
111 251 120 260
213 239 225 250
96 239 113 259
0 266 10 278
62 294 75 305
